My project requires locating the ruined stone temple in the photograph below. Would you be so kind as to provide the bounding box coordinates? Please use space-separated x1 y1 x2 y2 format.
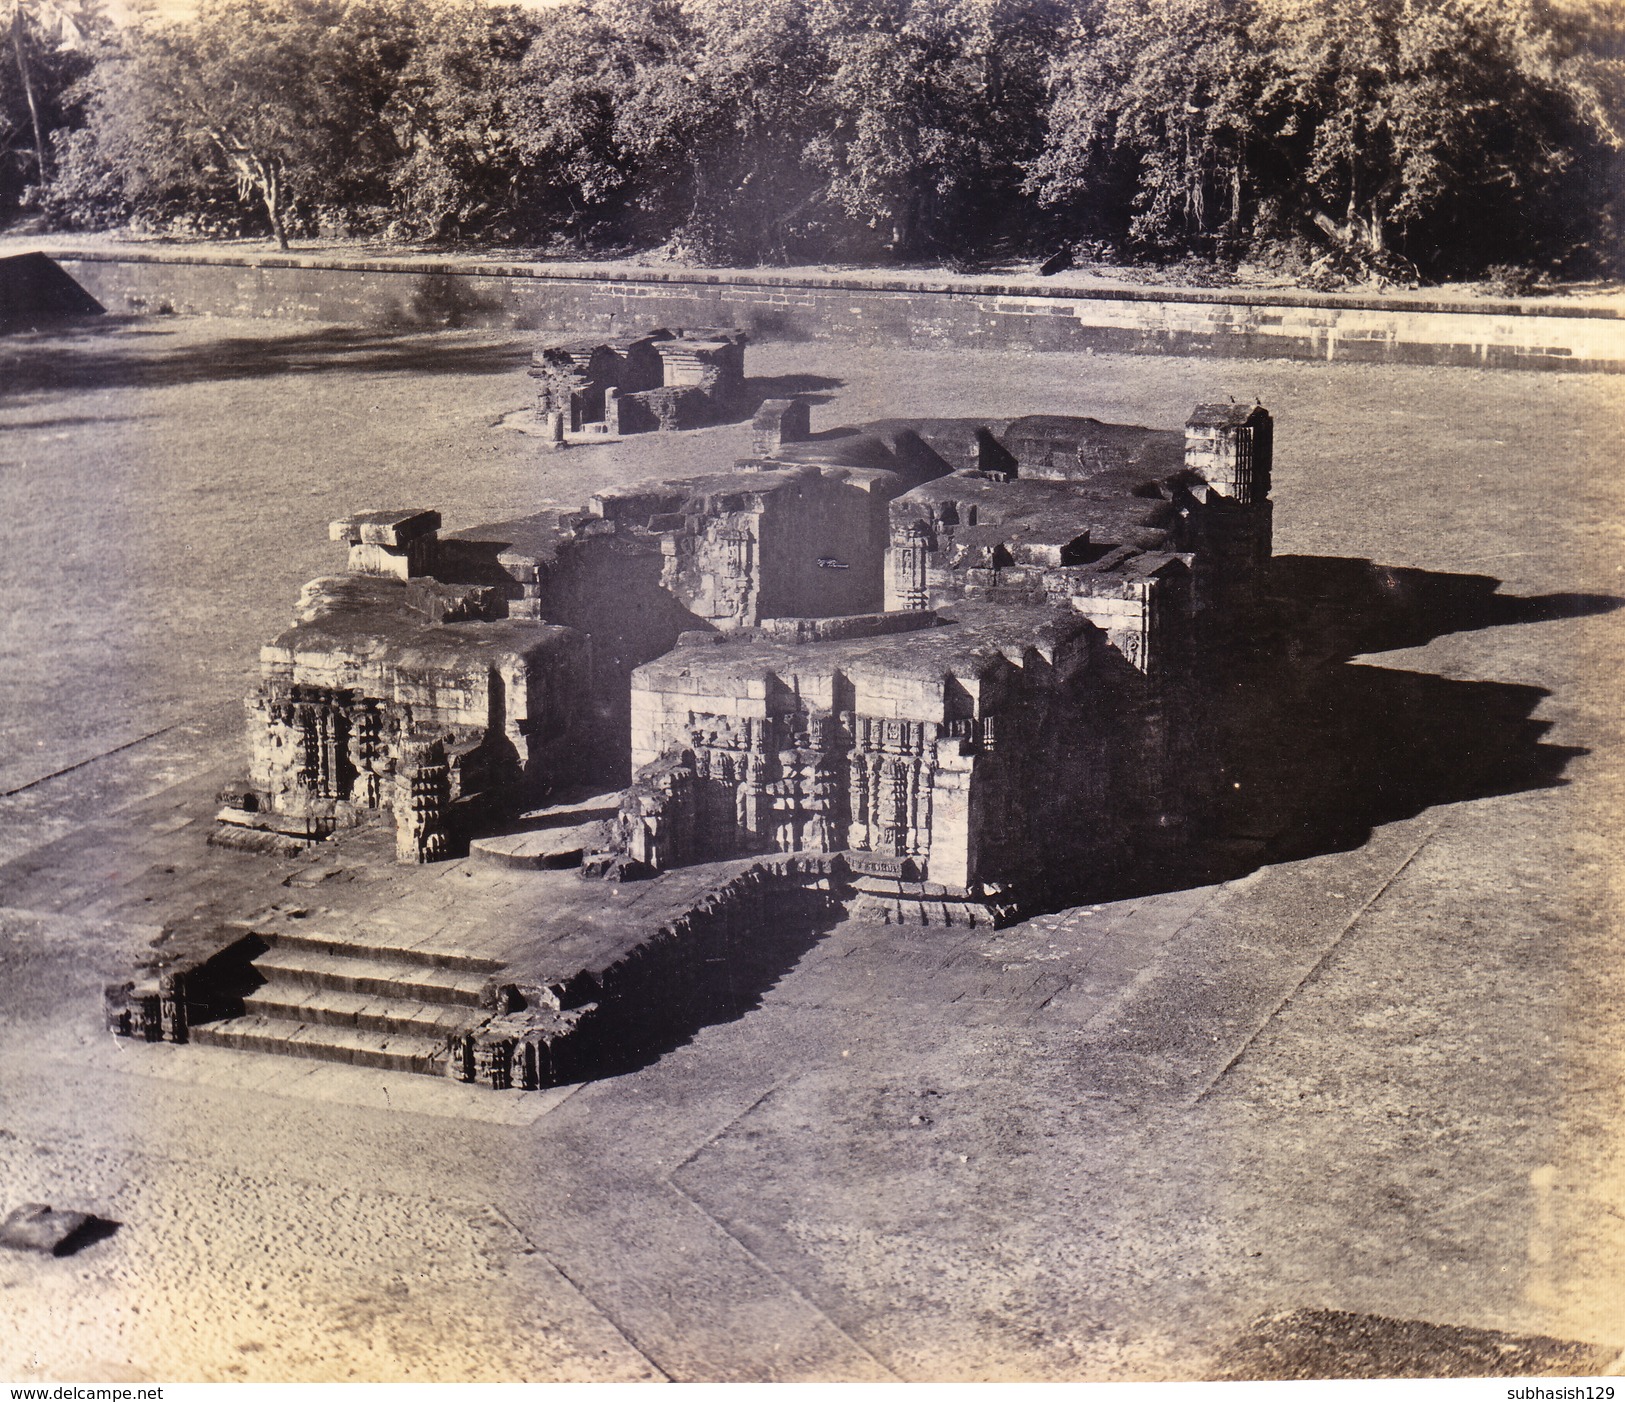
215 388 1274 920
106 370 1276 1088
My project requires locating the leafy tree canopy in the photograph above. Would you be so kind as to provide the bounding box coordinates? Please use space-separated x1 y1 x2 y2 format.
21 0 1625 280
1033 0 1625 276
76 0 418 246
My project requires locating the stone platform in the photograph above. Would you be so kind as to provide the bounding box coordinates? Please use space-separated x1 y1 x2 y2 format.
4 756 841 1090
468 791 620 871
187 923 504 1078
3 323 1620 1380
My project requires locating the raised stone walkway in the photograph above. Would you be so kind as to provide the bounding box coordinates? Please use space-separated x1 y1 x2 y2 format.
42 247 1625 372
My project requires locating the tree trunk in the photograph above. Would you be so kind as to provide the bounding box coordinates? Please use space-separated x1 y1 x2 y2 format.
263 166 289 250
1366 199 1386 255
892 186 923 260
266 195 289 251
10 10 47 187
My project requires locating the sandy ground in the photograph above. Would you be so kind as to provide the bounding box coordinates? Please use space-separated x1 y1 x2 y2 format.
0 318 1622 1380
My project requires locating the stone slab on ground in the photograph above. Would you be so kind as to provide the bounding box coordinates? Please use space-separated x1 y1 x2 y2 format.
0 1203 91 1256
469 820 609 870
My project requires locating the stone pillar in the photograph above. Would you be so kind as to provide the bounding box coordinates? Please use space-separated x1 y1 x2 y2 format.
739 721 770 840
394 735 450 863
346 700 387 810
158 971 188 1043
847 726 872 850
926 737 977 890
887 520 932 611
1184 403 1272 504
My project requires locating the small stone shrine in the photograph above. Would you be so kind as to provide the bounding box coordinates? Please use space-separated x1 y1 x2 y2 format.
529 326 749 442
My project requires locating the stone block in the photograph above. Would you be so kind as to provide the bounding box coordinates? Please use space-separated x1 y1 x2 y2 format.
347 542 407 580
0 1203 92 1255
751 398 811 456
496 552 542 584
329 509 441 547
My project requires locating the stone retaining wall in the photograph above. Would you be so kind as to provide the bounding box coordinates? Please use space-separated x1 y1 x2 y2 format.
53 249 1625 372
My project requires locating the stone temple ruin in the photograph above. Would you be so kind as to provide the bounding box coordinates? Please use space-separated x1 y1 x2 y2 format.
215 394 1272 915
106 332 1278 1087
528 326 749 442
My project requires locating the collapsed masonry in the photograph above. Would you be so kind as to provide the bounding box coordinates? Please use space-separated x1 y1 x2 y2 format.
215 394 1273 925
529 326 749 442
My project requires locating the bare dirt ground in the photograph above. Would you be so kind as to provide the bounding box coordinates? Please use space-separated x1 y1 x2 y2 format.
0 317 1621 1380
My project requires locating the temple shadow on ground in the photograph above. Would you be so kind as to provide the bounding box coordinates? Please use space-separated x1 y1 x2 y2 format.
528 558 1617 1085
558 886 851 1083
1110 557 1616 901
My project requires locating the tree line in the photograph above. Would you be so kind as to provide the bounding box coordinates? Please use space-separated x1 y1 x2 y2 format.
4 0 1622 283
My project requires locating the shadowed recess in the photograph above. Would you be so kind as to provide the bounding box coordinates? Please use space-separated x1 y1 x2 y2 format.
0 254 104 334
557 882 850 1083
1071 559 1613 901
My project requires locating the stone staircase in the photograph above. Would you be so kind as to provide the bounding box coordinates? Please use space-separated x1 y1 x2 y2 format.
188 930 504 1078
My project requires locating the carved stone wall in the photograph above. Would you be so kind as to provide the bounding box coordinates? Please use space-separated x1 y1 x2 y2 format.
226 399 1275 896
621 607 1116 911
231 556 588 861
593 462 899 632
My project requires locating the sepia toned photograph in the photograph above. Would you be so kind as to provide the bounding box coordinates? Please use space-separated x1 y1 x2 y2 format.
0 0 1621 1384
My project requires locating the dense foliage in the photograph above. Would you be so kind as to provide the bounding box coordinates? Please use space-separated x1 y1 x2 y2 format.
0 0 104 222
13 0 1625 280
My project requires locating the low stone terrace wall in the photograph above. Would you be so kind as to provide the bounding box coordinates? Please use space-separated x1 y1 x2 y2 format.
53 248 1625 372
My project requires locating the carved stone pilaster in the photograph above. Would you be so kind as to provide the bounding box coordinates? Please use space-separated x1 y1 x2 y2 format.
394 735 450 864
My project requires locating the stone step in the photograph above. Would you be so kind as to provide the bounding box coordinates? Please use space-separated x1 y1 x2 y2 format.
250 947 492 1007
266 929 504 974
189 1016 452 1077
243 985 489 1038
